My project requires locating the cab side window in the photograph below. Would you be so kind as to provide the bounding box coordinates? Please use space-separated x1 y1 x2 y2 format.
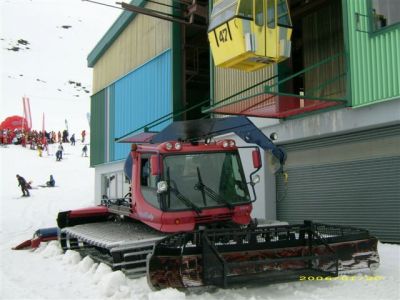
140 156 159 207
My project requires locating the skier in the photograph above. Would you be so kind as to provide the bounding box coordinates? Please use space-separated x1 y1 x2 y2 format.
16 174 30 197
51 131 56 143
70 134 76 146
82 144 88 157
38 144 43 157
46 175 55 187
62 130 69 143
3 130 9 144
56 143 63 161
42 138 49 156
81 130 86 143
21 133 27 147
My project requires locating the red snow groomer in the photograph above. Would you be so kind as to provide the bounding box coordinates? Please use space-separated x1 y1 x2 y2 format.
19 117 380 289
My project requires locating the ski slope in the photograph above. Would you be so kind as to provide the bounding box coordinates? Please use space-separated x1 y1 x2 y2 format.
0 144 399 300
0 0 120 133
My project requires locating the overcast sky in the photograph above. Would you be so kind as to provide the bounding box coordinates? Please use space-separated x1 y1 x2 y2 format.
0 0 121 133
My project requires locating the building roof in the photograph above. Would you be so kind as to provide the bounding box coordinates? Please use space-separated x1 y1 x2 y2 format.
87 0 146 68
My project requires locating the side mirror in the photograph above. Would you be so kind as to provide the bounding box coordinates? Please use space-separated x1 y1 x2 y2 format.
150 155 160 176
252 149 262 169
157 181 168 193
251 175 260 185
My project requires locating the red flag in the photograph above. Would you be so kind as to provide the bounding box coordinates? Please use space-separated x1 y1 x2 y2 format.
22 96 32 130
42 113 46 145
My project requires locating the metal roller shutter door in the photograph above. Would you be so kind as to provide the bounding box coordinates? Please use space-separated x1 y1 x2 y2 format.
276 125 400 243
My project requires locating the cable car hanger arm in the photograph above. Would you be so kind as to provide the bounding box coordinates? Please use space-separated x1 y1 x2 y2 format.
117 1 207 29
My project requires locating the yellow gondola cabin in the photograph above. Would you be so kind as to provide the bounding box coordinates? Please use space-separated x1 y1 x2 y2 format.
208 0 292 72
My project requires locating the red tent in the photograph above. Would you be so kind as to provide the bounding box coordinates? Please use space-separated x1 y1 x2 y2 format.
0 115 30 132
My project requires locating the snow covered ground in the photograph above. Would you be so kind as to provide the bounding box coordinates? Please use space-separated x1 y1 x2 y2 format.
0 144 399 300
1 1 399 299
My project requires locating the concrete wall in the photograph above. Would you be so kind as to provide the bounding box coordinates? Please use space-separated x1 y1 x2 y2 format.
264 98 400 145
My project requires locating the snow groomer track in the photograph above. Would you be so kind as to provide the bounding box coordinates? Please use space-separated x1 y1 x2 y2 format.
59 221 166 278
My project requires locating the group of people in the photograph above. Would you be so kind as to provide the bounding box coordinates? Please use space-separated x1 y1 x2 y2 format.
54 130 88 160
1 129 87 147
55 141 88 160
0 129 15 145
1 129 59 147
1 128 89 160
9 128 88 197
16 174 55 197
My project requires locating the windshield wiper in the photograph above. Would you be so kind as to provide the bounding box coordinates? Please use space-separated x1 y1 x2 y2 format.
195 167 234 209
166 167 202 215
170 182 202 215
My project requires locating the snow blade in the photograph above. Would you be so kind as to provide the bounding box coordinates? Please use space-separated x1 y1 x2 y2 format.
12 227 59 250
147 221 379 290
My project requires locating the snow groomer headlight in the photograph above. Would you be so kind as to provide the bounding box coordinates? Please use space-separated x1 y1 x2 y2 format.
174 142 182 150
165 142 173 150
163 142 182 151
157 181 168 193
217 139 236 148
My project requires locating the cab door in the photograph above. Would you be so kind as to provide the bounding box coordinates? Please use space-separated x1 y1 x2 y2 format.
252 0 266 57
265 0 278 59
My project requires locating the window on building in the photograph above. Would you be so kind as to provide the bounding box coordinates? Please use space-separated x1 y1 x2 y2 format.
277 0 291 27
371 0 400 31
102 171 130 200
208 0 238 31
103 173 117 199
237 0 253 19
267 0 276 29
123 174 131 197
255 0 264 26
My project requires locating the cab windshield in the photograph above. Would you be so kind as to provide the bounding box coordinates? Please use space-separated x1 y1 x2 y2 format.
162 152 251 211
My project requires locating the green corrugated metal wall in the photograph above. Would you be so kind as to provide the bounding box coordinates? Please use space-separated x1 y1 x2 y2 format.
276 125 400 243
90 90 107 166
345 0 400 106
